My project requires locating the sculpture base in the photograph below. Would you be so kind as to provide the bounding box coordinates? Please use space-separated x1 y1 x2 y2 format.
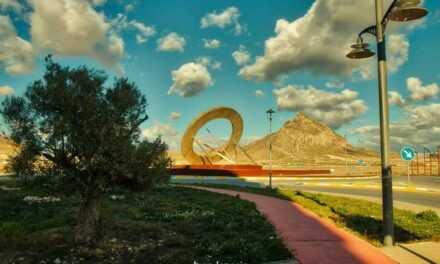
170 164 332 177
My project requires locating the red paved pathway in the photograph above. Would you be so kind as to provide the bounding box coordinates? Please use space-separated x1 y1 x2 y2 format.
192 186 396 264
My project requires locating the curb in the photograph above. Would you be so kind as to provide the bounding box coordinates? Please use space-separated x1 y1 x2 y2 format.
171 175 379 180
287 182 440 194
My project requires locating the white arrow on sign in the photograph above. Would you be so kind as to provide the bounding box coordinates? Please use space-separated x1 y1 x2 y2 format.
403 150 412 158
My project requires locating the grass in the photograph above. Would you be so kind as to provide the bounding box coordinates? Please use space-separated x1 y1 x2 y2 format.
190 183 440 247
0 183 293 263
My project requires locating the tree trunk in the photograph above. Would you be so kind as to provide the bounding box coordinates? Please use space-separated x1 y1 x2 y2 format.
75 188 103 246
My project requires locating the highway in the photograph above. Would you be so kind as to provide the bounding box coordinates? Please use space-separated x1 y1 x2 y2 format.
277 185 440 209
171 176 440 214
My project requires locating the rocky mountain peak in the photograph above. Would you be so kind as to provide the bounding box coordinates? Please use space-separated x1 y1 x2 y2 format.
243 112 350 162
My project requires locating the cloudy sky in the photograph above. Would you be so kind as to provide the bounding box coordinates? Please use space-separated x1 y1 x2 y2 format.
0 0 439 152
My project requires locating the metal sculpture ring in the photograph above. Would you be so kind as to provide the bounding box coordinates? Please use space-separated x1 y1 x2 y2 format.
181 107 243 164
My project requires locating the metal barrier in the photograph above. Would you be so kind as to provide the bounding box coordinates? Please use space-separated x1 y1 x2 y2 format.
410 146 439 176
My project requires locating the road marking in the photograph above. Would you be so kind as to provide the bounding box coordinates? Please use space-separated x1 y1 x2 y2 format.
170 176 440 194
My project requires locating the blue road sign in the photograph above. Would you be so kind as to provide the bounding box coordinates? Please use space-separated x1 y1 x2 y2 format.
359 159 364 164
401 146 415 161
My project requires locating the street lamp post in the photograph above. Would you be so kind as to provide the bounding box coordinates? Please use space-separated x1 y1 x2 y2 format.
266 108 275 189
346 0 428 247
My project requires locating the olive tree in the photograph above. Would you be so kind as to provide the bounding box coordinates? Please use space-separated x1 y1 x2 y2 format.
1 56 172 245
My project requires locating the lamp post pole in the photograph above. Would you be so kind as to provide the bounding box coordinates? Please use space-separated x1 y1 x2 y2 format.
375 0 394 247
346 0 427 247
266 109 275 189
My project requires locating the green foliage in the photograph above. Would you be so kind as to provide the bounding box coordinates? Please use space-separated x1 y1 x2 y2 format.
192 183 440 246
415 210 439 221
0 55 172 193
0 56 172 245
0 185 293 263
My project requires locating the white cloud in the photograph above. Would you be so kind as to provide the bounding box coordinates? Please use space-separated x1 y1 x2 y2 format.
325 80 345 89
168 62 214 97
232 45 250 66
124 4 134 13
130 21 156 44
0 15 34 74
404 17 427 32
29 0 125 74
110 13 129 31
239 0 414 82
169 112 181 120
200 6 244 35
211 61 221 71
142 121 181 150
255 90 265 97
409 104 440 130
196 56 221 71
273 84 368 129
388 91 405 106
407 77 439 102
196 56 212 67
157 32 186 52
91 0 106 6
386 34 409 74
111 14 155 44
0 85 14 95
351 103 440 151
0 0 22 13
203 38 221 49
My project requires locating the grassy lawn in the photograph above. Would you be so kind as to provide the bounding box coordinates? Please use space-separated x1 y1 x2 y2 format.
0 183 293 263
190 183 440 247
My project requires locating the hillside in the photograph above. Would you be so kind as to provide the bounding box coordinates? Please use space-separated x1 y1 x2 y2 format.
0 135 15 157
0 135 16 171
241 113 379 166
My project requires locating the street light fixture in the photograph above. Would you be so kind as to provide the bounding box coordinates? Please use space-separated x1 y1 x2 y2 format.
266 108 275 189
387 0 428 21
346 0 428 247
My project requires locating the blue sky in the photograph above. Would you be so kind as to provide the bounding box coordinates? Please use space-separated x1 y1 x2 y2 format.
0 0 439 152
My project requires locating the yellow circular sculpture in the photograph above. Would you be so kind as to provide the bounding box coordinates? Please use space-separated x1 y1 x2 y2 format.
181 106 243 164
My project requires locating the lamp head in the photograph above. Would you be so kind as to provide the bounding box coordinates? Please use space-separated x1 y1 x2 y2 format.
388 0 428 22
346 42 375 59
266 108 275 115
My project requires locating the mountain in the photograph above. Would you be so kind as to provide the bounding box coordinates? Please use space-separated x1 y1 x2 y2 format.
0 135 16 171
0 135 15 157
241 113 378 165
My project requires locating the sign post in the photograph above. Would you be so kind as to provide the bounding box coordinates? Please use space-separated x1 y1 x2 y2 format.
359 159 364 175
401 146 415 185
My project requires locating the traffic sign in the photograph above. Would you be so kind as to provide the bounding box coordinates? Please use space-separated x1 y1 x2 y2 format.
359 159 364 164
401 146 415 161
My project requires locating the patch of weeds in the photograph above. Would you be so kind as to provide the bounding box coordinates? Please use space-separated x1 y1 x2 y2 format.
1 184 294 263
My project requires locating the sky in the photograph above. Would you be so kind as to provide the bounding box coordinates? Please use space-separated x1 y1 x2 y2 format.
0 0 439 153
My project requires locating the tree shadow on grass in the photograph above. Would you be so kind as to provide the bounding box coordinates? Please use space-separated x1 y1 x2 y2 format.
296 191 424 244
341 214 420 244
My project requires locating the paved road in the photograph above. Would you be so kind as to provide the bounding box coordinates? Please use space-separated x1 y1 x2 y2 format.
171 176 440 213
277 185 440 210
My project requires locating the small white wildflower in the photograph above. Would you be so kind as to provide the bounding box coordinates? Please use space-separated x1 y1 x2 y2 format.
23 196 61 204
110 195 125 200
1 186 21 191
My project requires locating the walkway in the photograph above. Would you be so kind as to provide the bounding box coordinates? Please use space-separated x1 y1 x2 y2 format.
192 186 396 264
